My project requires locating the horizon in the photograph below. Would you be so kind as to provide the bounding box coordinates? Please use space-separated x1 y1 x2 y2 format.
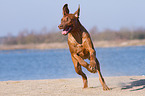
0 0 145 37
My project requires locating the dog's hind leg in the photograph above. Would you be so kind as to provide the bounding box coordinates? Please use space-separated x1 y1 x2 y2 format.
96 58 110 90
71 56 88 88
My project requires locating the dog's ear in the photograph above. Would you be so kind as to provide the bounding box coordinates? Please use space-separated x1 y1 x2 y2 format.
74 5 80 18
63 4 69 16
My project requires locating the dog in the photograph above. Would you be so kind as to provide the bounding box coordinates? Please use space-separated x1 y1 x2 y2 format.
58 4 110 90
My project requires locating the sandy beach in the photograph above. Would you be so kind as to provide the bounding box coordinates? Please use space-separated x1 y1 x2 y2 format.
0 76 144 96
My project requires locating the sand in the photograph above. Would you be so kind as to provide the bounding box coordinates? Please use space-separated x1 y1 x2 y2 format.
0 76 144 96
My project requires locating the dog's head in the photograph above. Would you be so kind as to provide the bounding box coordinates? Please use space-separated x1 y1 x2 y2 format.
58 4 80 35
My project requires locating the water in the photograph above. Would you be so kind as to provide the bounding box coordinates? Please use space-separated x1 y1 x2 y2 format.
0 46 145 81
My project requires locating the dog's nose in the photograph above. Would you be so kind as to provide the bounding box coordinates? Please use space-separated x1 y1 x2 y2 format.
58 25 63 29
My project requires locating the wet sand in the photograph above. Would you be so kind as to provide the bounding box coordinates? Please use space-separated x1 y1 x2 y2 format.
0 76 144 96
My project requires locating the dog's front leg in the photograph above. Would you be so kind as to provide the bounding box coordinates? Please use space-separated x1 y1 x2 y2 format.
83 34 97 73
72 54 89 68
89 48 96 62
71 55 88 88
72 54 96 73
88 48 98 73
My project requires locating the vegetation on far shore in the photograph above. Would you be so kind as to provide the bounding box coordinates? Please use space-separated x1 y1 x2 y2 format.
0 27 145 46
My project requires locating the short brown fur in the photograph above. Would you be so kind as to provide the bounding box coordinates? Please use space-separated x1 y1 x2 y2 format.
58 4 110 90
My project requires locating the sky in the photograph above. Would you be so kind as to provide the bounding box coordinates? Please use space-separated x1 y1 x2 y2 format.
0 0 145 36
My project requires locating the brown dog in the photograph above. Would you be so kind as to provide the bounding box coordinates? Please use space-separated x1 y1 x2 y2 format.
58 4 110 90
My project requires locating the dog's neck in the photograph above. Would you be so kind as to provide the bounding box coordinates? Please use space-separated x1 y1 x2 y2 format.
70 20 83 44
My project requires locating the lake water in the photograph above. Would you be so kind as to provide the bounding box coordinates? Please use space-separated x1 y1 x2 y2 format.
0 46 145 81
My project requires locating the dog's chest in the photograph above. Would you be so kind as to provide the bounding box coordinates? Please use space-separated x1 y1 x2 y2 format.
68 35 89 58
68 34 84 51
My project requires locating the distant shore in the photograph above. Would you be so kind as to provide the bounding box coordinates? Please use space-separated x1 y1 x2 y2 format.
0 76 144 96
0 39 145 50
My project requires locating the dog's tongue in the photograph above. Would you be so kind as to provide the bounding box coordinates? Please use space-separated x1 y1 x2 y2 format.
61 27 71 35
62 30 69 35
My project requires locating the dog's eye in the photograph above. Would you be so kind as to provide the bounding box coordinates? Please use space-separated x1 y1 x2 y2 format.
61 19 64 23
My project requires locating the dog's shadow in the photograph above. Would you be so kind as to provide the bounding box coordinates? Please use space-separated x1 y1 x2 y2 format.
121 78 145 91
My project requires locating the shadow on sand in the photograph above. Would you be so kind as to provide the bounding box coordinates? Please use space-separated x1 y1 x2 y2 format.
121 78 145 91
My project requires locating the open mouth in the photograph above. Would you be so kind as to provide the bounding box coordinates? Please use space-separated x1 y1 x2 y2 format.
62 27 72 35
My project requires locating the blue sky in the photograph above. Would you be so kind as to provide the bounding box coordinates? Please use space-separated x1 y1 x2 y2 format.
0 0 145 36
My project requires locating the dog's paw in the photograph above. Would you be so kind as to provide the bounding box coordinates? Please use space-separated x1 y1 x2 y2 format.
103 85 111 91
88 64 97 73
89 61 98 72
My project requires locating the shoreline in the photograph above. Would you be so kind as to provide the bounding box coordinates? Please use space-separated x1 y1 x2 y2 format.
0 76 144 96
0 39 145 50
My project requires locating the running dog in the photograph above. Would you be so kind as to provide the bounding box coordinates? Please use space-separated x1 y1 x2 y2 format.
58 4 110 90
